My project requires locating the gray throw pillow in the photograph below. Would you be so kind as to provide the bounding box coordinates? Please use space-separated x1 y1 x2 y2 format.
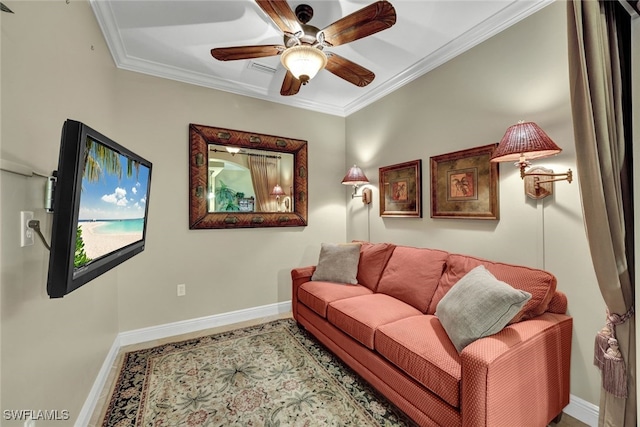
311 243 361 284
436 265 531 353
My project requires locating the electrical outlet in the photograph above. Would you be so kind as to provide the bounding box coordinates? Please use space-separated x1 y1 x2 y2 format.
20 211 35 247
177 283 186 296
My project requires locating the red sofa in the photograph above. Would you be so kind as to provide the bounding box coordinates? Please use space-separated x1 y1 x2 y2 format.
291 242 572 427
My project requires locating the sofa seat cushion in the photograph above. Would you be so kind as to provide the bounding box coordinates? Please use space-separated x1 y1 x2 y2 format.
376 246 449 312
298 281 373 318
327 294 422 349
376 315 462 408
428 253 557 322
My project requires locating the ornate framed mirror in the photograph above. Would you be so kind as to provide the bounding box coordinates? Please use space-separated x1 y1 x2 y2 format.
189 124 308 229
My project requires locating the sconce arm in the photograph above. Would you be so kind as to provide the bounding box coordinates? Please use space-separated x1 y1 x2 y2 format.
351 184 361 199
523 169 573 185
535 173 573 185
349 184 372 204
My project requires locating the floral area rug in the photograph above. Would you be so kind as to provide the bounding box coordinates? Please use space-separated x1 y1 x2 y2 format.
102 318 416 426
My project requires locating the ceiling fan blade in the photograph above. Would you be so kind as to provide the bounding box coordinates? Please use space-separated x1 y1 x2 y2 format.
325 53 375 87
255 0 302 36
320 1 396 47
280 71 302 96
211 45 284 61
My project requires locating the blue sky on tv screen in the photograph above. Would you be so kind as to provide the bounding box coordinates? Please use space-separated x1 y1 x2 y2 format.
78 140 149 221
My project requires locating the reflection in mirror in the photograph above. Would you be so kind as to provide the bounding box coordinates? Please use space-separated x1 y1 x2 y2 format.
208 144 294 213
189 124 307 229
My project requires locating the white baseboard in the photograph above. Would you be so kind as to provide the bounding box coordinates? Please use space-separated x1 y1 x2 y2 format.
75 336 122 427
78 300 598 427
76 301 291 427
564 394 599 426
118 301 291 346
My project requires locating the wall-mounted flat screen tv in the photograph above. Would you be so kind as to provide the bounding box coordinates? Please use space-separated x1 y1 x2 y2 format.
47 120 152 298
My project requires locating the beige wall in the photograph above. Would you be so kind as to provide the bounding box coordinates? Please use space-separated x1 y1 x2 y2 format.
112 70 346 331
345 1 603 406
0 1 345 425
1 2 120 424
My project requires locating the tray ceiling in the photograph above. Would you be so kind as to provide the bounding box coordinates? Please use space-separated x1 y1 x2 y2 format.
90 0 552 117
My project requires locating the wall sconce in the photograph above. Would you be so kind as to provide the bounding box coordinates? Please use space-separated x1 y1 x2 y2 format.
270 184 285 211
341 165 372 204
225 146 241 155
490 121 573 199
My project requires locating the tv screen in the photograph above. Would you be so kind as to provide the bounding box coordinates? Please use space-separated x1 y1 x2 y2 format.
47 120 152 298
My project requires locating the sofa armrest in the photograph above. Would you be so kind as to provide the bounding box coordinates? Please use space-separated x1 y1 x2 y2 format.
460 313 572 427
292 265 316 283
291 266 316 320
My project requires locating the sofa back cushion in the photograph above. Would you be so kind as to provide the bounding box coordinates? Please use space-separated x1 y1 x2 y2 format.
356 242 397 291
428 253 557 322
376 246 448 312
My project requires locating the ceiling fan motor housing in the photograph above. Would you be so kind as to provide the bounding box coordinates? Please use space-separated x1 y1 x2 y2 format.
284 24 323 48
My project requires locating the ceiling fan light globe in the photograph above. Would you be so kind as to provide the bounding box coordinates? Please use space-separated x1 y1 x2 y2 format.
280 45 327 83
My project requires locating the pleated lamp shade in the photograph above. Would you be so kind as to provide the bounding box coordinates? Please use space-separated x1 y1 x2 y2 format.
491 121 562 163
270 185 285 196
341 165 369 186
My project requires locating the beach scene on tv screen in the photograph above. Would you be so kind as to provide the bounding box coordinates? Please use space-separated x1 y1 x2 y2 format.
75 137 149 269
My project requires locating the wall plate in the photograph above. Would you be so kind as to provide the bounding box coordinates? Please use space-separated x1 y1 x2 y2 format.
524 166 554 199
20 211 35 247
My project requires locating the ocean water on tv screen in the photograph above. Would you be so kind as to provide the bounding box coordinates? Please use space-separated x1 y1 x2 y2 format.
89 218 145 234
75 136 150 268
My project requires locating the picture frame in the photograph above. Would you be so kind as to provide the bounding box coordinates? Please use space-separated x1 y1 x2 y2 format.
430 144 499 219
379 160 422 217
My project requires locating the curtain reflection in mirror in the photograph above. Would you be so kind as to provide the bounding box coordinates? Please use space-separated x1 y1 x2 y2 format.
249 155 278 212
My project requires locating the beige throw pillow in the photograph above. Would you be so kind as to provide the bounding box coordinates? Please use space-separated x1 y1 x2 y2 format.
311 243 361 284
436 265 531 353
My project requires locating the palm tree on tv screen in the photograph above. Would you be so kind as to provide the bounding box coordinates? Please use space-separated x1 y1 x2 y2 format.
74 137 142 268
83 137 140 183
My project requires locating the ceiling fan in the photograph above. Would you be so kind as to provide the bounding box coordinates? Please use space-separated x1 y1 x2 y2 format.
211 0 396 96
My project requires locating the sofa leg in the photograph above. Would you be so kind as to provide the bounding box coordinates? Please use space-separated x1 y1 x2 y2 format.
551 412 563 424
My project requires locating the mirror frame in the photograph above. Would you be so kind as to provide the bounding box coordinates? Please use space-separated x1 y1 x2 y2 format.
189 123 308 229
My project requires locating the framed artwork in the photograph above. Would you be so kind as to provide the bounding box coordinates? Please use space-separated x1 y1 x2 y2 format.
430 144 499 219
379 160 422 217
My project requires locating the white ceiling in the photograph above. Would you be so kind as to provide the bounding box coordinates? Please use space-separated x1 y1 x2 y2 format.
90 0 552 117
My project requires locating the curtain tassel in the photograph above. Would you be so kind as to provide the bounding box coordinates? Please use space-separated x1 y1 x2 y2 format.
593 325 610 371
593 306 634 398
602 337 627 398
